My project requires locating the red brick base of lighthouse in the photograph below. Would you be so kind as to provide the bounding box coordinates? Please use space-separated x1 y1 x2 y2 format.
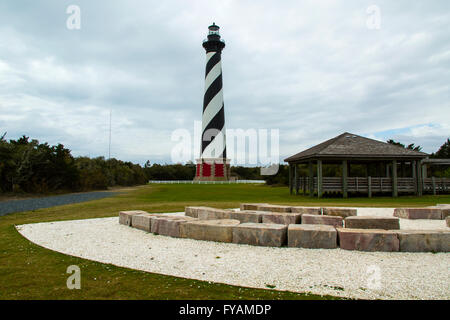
194 158 231 181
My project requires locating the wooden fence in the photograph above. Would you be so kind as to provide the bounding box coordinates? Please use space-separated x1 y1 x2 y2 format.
297 177 450 195
423 178 450 194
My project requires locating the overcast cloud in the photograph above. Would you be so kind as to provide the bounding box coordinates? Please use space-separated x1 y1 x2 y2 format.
0 0 449 165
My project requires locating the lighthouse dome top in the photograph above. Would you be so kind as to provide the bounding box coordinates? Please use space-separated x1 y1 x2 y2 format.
208 22 220 34
203 22 225 52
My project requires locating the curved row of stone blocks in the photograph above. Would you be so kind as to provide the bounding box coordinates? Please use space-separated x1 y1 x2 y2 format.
119 203 450 253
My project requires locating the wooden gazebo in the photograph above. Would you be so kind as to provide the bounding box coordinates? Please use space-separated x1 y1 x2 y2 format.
284 132 433 198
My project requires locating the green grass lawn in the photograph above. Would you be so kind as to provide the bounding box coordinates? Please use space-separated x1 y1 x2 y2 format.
1 183 449 300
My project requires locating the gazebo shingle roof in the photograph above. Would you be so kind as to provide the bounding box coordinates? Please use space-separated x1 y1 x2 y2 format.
284 132 428 163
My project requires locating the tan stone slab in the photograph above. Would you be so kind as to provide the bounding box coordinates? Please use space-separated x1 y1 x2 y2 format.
230 210 270 223
257 204 292 213
288 224 337 249
301 214 343 228
197 208 234 220
397 230 450 252
321 207 357 218
185 206 209 218
337 228 399 252
150 215 196 238
240 203 268 211
394 208 442 220
131 213 153 232
447 216 450 228
290 207 321 215
119 210 148 226
180 219 241 243
262 212 302 225
441 209 450 219
232 223 287 247
345 216 400 230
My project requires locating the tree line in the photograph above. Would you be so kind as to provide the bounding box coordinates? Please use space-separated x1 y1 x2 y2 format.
0 134 264 193
0 134 148 193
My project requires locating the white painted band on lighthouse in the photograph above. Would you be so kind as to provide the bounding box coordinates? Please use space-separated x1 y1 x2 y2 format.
202 90 223 131
204 59 222 91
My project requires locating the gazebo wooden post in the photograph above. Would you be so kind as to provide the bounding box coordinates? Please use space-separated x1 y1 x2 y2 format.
294 164 299 195
412 160 418 195
392 160 398 197
417 161 423 196
308 161 314 197
342 160 348 198
317 159 323 198
289 164 293 195
431 176 437 195
303 164 307 195
368 176 372 198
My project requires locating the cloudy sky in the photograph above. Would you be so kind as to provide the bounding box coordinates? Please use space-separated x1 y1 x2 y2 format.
1 0 449 165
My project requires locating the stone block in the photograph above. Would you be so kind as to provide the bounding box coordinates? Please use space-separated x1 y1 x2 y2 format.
397 230 450 252
288 224 337 249
180 219 240 243
119 210 148 226
345 216 400 230
429 205 449 219
150 216 197 238
447 216 450 228
262 212 302 225
441 209 450 219
185 206 209 218
337 228 399 252
301 214 343 228
257 204 292 213
232 223 287 247
131 213 153 232
240 203 268 211
290 207 321 215
197 207 234 220
394 208 442 220
322 207 357 218
230 210 269 223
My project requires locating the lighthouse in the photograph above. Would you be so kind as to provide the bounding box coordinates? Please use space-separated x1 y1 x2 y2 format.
195 23 231 181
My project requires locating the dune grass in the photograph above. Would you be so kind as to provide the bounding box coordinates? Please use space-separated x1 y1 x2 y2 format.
1 183 448 300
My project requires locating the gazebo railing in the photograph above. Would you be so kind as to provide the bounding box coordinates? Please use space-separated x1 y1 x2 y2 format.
367 177 393 193
297 177 450 195
423 178 450 194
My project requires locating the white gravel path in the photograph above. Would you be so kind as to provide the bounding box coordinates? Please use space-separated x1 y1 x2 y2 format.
16 208 450 300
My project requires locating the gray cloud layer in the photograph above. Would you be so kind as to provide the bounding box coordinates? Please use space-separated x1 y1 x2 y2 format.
1 0 449 164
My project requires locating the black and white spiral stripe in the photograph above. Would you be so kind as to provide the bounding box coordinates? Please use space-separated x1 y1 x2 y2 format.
201 51 226 158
